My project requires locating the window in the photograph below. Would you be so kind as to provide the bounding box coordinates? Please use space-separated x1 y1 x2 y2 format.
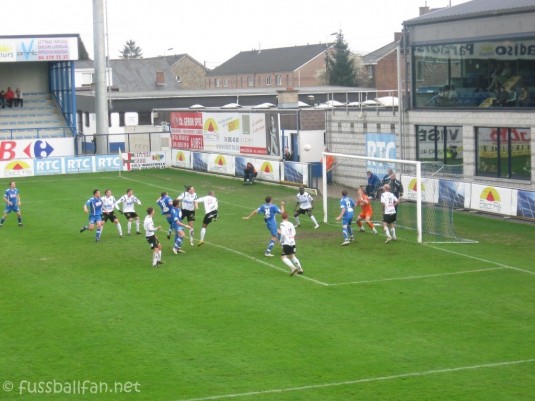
223 78 228 88
417 125 463 167
266 75 271 86
248 76 254 87
476 127 531 180
276 75 282 86
412 38 535 109
215 78 221 88
81 72 94 86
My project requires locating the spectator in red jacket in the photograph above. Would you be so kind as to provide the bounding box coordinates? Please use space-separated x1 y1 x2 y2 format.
4 87 15 108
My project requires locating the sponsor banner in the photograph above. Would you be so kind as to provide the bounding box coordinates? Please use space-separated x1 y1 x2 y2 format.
127 151 169 170
403 175 439 204
0 137 74 161
365 133 397 175
470 184 515 216
283 162 307 185
34 157 63 175
207 154 235 175
192 152 209 172
64 156 94 174
171 149 191 169
170 111 279 157
414 39 535 60
0 159 34 178
401 176 468 208
235 156 280 183
0 36 79 62
517 190 535 219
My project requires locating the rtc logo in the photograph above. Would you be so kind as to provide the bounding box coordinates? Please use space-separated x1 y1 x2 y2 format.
24 140 54 159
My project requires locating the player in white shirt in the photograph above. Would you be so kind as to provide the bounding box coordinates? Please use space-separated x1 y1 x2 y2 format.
380 184 399 244
143 207 163 267
101 189 123 237
195 190 218 246
116 188 142 235
177 185 198 245
293 186 319 229
278 212 304 276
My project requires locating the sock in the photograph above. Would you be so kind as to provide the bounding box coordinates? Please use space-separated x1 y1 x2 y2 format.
117 223 123 236
342 228 349 240
158 250 162 261
348 226 353 237
291 256 302 271
174 235 184 249
152 253 158 266
18 217 22 224
357 221 363 228
391 228 396 238
200 227 206 241
189 228 194 238
96 228 102 240
295 216 301 225
267 239 275 253
136 220 140 232
282 258 294 269
128 221 132 233
311 216 318 225
384 227 391 238
0 218 5 224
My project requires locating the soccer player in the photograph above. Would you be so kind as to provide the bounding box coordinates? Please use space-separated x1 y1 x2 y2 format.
335 189 356 246
278 211 304 276
195 190 219 247
294 186 319 229
243 196 285 257
1 181 22 227
143 207 163 267
170 199 191 255
116 188 142 235
381 184 399 243
177 185 198 245
156 191 174 239
101 189 123 237
80 189 104 242
356 186 378 235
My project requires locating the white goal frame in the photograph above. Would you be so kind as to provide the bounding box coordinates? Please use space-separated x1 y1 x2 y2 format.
322 152 423 243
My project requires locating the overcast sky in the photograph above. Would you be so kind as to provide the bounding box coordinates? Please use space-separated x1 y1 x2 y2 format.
3 0 466 69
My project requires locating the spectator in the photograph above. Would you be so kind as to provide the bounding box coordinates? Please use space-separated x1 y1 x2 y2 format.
0 90 5 108
505 86 517 107
383 173 403 211
14 88 23 107
448 85 459 104
365 171 381 198
283 147 293 161
382 168 394 185
243 162 257 185
4 87 15 108
518 86 530 107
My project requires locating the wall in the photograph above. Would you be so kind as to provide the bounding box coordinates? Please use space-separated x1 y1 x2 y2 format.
0 63 49 93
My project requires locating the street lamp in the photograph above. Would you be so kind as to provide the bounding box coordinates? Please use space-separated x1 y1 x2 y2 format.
325 32 337 85
163 47 174 57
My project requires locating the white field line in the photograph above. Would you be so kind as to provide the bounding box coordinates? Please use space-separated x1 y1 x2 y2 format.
171 358 535 401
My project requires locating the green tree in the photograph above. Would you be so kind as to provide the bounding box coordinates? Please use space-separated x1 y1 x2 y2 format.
120 40 143 59
326 31 359 86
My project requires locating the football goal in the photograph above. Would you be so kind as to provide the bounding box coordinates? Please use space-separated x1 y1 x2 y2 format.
321 152 476 244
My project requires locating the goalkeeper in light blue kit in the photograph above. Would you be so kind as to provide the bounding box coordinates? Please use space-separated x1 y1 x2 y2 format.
335 190 356 246
80 189 104 242
243 196 285 257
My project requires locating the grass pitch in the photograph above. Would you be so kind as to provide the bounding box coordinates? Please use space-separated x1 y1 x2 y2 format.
1 169 534 401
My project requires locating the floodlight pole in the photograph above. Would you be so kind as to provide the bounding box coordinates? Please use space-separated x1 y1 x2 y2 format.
93 0 110 154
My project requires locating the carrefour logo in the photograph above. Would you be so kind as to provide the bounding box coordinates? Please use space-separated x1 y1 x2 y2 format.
479 186 501 212
23 140 55 159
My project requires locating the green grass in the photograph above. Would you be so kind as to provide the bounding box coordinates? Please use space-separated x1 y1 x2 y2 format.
1 169 534 401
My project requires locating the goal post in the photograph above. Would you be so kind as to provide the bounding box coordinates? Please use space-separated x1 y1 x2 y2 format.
321 152 423 243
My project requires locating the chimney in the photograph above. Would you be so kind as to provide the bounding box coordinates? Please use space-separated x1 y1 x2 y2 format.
419 6 431 15
156 71 165 86
394 32 402 42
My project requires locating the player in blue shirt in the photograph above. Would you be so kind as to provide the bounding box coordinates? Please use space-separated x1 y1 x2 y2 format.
156 191 174 240
243 195 285 257
335 190 356 246
1 181 22 227
170 199 191 255
80 189 104 242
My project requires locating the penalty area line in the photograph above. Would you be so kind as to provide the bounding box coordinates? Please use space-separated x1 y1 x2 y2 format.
171 358 535 401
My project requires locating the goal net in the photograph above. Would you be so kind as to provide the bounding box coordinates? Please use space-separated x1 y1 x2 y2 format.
321 153 476 244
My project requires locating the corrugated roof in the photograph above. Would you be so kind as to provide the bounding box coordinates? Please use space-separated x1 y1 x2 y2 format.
404 0 535 26
207 43 332 76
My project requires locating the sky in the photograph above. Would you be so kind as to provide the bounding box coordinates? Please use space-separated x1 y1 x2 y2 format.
3 0 467 69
